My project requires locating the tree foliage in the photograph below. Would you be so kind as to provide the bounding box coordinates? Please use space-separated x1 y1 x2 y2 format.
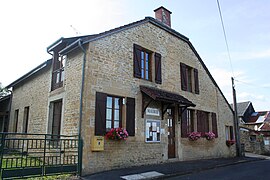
0 82 8 98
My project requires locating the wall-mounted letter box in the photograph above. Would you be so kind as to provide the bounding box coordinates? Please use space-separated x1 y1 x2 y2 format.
91 136 104 151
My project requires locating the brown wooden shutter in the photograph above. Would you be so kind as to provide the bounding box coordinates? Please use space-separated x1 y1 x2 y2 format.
230 126 234 140
155 52 162 84
197 110 203 134
181 108 188 137
212 112 218 138
133 44 141 78
194 68 199 94
180 63 187 91
95 92 107 136
126 97 135 136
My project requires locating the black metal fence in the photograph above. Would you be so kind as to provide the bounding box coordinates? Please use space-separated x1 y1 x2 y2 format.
0 133 79 179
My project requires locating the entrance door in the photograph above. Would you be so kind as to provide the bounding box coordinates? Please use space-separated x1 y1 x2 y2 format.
167 109 175 158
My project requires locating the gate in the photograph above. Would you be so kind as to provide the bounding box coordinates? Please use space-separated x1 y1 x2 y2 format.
0 132 79 179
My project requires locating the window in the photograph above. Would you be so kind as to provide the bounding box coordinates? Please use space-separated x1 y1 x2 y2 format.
181 109 195 137
51 53 66 91
106 96 122 131
197 110 209 136
225 126 234 141
14 109 19 132
145 119 161 142
180 63 199 94
134 44 162 84
48 100 62 139
95 92 136 136
249 135 256 142
181 109 218 138
23 107 29 133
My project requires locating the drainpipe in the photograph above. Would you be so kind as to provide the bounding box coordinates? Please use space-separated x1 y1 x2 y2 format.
78 40 86 176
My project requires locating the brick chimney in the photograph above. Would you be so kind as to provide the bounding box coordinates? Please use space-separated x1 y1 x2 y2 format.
154 6 172 27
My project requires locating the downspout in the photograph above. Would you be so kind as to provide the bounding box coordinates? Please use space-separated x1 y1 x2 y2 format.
78 40 86 176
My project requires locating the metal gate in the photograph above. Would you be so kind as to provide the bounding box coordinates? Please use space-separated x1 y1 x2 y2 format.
0 132 79 179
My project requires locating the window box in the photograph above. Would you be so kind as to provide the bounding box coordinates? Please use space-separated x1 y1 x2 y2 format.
105 128 129 141
188 132 201 141
205 132 216 140
226 140 235 146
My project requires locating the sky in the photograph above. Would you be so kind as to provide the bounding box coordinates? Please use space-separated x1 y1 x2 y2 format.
0 0 269 111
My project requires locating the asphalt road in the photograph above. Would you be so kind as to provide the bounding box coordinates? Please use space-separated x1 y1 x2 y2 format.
166 159 270 180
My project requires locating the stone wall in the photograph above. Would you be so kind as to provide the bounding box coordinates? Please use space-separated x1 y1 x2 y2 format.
79 22 235 174
9 67 51 133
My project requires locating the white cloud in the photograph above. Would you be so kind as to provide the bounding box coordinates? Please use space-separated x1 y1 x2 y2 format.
230 49 270 61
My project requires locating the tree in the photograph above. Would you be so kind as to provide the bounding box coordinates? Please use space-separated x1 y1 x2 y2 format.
0 82 8 98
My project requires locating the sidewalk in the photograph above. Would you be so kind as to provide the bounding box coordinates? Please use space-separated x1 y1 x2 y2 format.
81 153 267 180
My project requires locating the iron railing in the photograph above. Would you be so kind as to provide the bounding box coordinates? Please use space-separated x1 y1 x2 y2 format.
0 132 79 179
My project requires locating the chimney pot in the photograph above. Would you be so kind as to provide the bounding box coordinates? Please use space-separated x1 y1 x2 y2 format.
154 6 172 27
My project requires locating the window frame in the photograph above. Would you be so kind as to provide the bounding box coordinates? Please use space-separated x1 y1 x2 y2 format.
105 95 123 131
180 63 199 94
51 53 66 91
225 125 234 141
23 106 29 133
14 109 19 132
187 109 194 134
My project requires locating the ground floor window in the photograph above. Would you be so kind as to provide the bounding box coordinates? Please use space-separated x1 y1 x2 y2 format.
106 96 122 131
225 125 234 141
48 100 62 139
145 119 161 142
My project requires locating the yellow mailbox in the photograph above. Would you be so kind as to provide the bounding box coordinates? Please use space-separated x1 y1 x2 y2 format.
91 136 104 151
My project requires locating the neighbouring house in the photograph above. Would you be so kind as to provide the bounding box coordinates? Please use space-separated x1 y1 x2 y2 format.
6 7 236 175
0 95 11 132
235 101 270 153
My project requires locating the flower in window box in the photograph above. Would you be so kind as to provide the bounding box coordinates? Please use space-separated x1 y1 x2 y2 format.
226 140 235 146
105 128 129 140
205 132 216 140
188 132 201 141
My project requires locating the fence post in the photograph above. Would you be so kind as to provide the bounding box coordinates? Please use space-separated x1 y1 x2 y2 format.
78 136 83 176
0 133 6 177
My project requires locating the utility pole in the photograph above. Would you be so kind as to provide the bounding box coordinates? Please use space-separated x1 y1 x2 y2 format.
232 77 242 156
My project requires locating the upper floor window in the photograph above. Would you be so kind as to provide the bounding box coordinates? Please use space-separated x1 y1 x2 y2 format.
51 53 66 91
133 44 162 84
180 63 199 94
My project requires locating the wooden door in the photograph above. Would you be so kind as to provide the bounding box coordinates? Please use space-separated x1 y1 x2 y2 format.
168 109 175 158
52 100 62 139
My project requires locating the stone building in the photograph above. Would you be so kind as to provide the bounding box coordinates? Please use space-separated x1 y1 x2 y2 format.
6 7 236 175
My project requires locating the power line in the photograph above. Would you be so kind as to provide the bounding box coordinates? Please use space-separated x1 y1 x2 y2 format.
235 79 270 90
216 0 234 77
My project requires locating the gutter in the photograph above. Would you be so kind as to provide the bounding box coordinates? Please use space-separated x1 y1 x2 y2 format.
78 39 87 176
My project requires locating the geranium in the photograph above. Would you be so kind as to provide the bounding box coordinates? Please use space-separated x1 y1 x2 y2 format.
105 127 129 140
226 140 235 146
188 132 201 141
205 132 216 140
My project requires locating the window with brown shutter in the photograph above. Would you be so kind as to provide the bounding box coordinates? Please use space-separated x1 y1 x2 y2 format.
155 53 162 84
95 92 107 136
133 44 155 82
194 68 199 94
180 63 187 91
197 110 209 136
134 44 142 78
181 108 188 137
126 97 135 136
212 113 218 138
180 63 199 94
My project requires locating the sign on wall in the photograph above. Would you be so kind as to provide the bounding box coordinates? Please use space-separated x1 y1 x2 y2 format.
146 108 160 116
145 119 161 142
